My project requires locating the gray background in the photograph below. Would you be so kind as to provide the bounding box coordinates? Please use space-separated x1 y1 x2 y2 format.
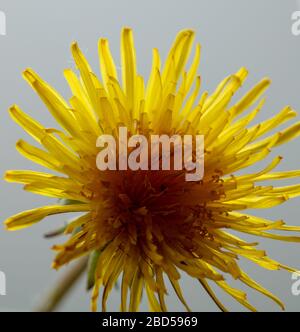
0 0 300 311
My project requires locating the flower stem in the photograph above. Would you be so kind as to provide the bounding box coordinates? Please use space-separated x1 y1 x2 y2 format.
34 257 88 312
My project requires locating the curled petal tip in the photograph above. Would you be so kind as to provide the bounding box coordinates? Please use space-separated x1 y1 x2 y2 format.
71 41 80 53
51 262 59 270
23 68 38 84
99 37 108 45
8 104 18 115
122 26 132 33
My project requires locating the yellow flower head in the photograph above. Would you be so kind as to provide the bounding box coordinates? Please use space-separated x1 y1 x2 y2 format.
4 28 300 312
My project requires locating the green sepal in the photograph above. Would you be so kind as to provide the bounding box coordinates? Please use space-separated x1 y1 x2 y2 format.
86 249 101 290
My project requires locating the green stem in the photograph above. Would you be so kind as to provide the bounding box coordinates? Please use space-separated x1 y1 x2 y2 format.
34 257 88 312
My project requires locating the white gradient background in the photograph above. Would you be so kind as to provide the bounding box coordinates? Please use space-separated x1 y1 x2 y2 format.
0 0 300 311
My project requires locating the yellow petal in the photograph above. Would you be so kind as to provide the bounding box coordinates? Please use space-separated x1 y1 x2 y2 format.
5 204 89 230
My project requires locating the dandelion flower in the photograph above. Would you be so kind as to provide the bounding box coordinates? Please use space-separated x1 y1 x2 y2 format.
4 28 300 312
